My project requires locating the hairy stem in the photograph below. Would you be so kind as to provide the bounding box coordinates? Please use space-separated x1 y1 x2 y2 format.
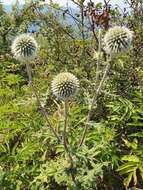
79 62 110 147
63 100 68 149
95 29 102 88
79 30 112 146
25 62 61 142
63 100 78 187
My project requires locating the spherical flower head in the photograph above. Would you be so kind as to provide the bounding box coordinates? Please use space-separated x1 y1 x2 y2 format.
51 72 79 100
11 34 38 61
103 26 133 54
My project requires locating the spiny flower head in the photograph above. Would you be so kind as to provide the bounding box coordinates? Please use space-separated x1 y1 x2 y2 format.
11 34 38 61
103 26 133 54
51 72 79 100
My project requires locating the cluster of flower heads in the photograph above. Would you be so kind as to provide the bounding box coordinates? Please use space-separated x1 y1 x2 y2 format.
103 26 133 54
11 34 38 61
11 25 133 100
51 72 79 100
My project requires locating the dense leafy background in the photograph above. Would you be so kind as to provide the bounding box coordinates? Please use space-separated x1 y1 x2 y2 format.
0 0 143 189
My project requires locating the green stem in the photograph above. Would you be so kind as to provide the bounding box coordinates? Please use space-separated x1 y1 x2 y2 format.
63 100 78 187
63 100 68 148
95 29 102 89
79 45 112 147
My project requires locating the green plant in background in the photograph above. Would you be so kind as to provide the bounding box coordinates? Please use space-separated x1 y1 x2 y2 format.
116 91 143 189
0 0 143 189
117 138 143 189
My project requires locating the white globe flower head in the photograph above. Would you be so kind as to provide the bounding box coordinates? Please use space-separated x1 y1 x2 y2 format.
103 26 133 54
11 34 38 61
51 72 79 100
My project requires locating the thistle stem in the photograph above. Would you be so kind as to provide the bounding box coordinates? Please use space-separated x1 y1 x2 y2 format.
95 29 102 89
63 100 68 148
79 62 110 147
79 30 112 146
25 62 61 142
63 100 78 187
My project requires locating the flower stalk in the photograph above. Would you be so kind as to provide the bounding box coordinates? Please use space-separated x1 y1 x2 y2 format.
63 100 79 187
79 26 133 147
12 34 60 142
79 29 110 147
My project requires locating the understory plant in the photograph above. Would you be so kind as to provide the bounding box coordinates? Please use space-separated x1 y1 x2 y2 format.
1 1 143 190
9 24 133 190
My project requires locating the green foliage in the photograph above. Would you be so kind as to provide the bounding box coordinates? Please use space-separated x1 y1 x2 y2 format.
0 0 143 190
117 91 143 188
118 139 143 188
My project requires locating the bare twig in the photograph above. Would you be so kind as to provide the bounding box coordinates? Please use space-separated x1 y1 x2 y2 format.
80 3 85 41
103 0 111 6
71 0 81 7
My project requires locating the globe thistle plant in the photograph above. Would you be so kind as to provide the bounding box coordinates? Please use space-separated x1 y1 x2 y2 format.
11 34 38 61
52 72 79 172
10 34 61 142
51 72 79 100
103 26 133 54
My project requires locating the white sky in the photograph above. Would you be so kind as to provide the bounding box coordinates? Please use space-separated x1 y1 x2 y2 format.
2 0 124 7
